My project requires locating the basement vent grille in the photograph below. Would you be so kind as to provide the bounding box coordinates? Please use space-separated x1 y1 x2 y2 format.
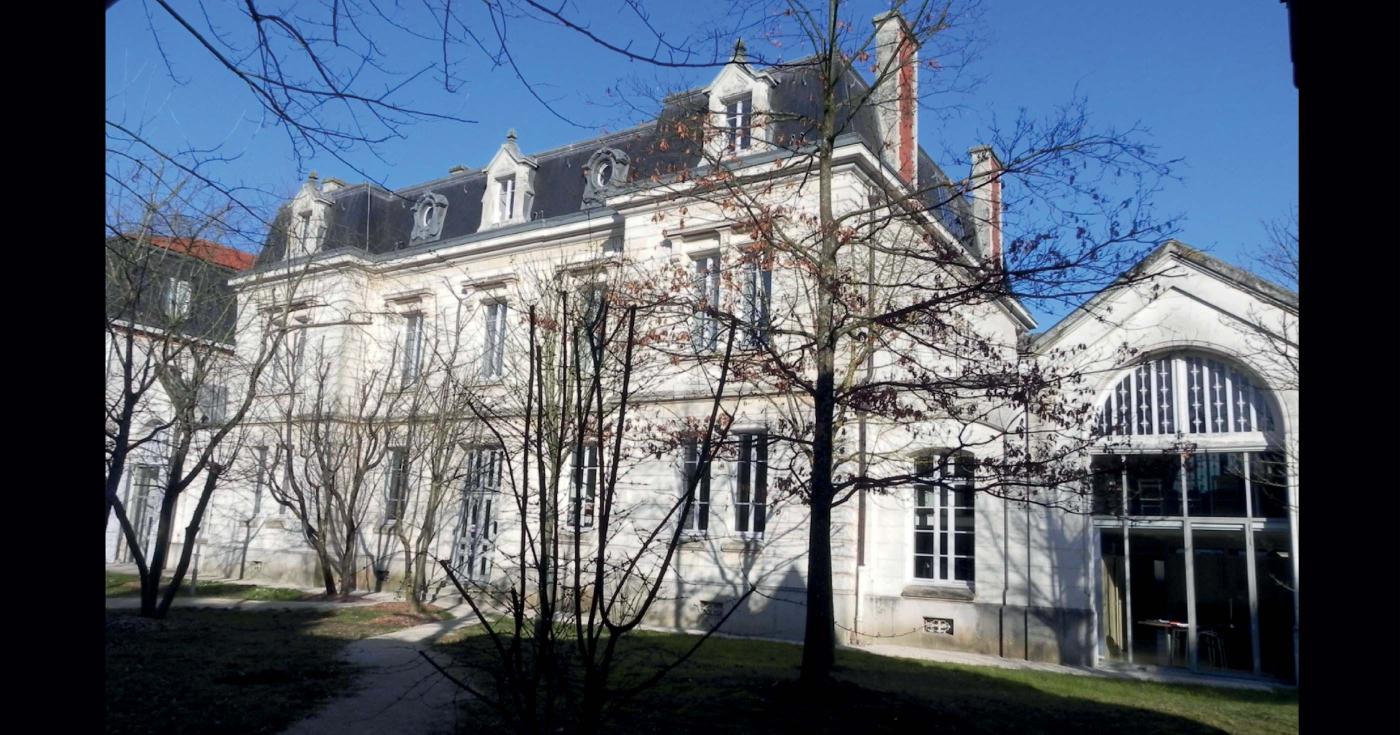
699 600 725 622
923 617 954 636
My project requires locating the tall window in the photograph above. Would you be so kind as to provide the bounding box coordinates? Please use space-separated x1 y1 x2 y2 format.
693 255 721 351
297 211 313 255
570 442 599 529
483 301 507 379
495 175 516 223
456 447 503 580
252 445 269 516
680 438 711 534
913 454 975 583
165 277 192 319
386 447 409 522
401 312 424 388
128 464 163 553
273 329 305 392
742 251 772 346
574 284 606 383
725 94 752 150
196 384 228 426
735 432 768 538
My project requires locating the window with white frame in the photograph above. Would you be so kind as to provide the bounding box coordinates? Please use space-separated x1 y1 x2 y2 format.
455 447 503 580
296 211 313 256
494 175 516 224
680 438 711 534
196 383 228 426
693 254 721 351
385 447 410 522
913 454 975 583
742 249 772 346
251 445 269 516
483 301 507 379
272 328 305 393
166 277 192 319
128 464 163 553
734 432 768 538
725 94 752 150
401 312 424 388
570 442 599 529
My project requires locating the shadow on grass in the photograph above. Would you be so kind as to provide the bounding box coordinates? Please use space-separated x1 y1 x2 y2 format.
433 629 1298 735
105 571 315 601
105 604 449 735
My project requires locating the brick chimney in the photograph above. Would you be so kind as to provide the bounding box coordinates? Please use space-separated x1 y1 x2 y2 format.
967 145 1004 267
873 11 919 185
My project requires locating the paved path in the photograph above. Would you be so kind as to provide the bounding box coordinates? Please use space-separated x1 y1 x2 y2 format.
281 609 480 735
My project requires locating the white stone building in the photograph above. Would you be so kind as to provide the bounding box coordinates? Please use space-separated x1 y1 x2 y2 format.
105 235 256 565
146 12 1298 684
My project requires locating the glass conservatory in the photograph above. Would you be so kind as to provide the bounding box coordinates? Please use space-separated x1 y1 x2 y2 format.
1089 352 1296 682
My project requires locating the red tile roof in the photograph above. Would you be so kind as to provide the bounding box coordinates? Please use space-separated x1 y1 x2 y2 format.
146 236 257 272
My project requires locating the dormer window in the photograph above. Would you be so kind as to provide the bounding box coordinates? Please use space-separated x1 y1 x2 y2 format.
495 176 516 224
410 193 448 243
480 130 538 230
725 94 752 150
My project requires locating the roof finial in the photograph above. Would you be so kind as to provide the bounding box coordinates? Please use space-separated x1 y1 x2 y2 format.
732 38 747 64
307 170 319 182
506 128 517 142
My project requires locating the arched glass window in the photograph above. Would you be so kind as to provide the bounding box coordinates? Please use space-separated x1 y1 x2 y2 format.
1096 353 1277 438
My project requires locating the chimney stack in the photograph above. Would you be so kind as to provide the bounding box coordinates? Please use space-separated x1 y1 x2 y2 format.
968 145 1004 268
873 11 919 185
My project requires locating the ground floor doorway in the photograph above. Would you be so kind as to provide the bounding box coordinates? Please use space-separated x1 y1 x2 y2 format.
1098 524 1295 682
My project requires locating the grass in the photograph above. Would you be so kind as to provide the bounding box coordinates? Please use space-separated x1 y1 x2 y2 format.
105 602 453 735
105 570 316 601
433 627 1298 734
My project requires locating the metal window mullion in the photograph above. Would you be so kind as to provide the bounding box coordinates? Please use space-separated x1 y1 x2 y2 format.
1243 454 1262 675
1181 452 1198 671
1121 462 1133 663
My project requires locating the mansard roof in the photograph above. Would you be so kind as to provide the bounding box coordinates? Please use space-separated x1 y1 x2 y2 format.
256 56 979 268
105 234 247 344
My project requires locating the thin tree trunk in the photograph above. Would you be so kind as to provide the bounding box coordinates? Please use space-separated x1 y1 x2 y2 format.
801 28 841 683
157 464 224 617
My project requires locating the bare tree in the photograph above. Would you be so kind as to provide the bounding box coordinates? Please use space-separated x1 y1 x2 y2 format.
105 168 293 618
265 333 406 597
392 289 491 613
571 0 1180 685
420 256 756 734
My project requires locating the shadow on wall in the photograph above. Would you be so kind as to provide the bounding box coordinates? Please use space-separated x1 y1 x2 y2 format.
652 514 812 640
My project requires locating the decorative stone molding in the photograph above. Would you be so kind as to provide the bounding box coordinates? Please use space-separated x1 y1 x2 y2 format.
409 192 449 244
580 147 631 210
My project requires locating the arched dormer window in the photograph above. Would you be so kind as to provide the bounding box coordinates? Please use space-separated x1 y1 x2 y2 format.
1095 352 1278 439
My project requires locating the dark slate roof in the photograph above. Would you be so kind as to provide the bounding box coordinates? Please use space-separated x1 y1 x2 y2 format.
257 57 976 267
106 236 245 344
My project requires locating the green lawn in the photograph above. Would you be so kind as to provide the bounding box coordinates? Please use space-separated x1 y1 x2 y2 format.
105 603 453 735
434 627 1298 734
105 570 316 601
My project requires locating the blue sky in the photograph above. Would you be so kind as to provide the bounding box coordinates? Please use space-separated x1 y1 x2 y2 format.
106 1 1296 322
